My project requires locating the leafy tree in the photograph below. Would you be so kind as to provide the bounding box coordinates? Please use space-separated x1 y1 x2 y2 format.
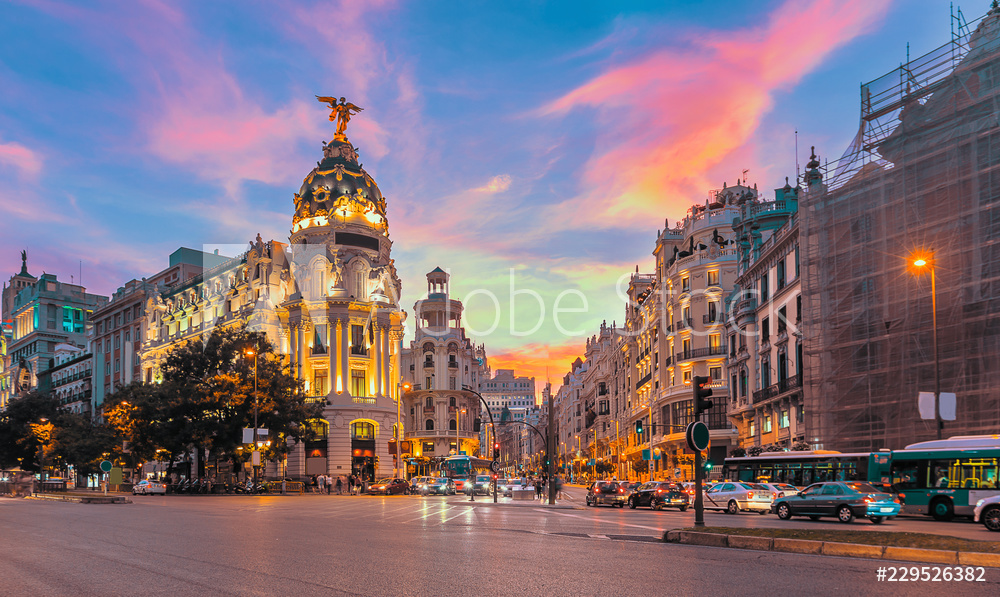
0 391 60 471
595 460 614 475
762 443 783 453
791 441 812 451
729 447 747 457
49 412 117 481
632 459 649 475
746 445 763 457
107 327 322 476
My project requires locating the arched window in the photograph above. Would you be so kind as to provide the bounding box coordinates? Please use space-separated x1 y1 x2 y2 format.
449 397 456 408
449 418 457 431
350 421 375 440
426 419 435 431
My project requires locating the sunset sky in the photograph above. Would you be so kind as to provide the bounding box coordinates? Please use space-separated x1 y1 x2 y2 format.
0 0 987 397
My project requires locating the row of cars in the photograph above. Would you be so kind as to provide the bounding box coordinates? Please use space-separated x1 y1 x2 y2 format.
372 475 498 496
586 479 905 524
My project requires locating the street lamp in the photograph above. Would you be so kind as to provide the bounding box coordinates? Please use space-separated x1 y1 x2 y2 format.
398 381 411 479
910 251 942 439
455 408 466 455
245 347 260 487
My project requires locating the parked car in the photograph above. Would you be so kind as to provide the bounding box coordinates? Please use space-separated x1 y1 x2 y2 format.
759 483 800 499
628 481 689 511
421 478 456 496
368 478 410 495
771 481 901 524
869 482 905 507
703 482 773 514
132 480 167 495
497 479 513 497
974 495 1000 532
585 481 628 508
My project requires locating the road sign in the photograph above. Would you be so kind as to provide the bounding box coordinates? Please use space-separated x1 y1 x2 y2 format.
490 460 500 473
685 421 709 452
99 460 112 473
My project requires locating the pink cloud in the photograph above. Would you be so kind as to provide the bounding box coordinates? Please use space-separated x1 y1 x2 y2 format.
0 140 42 178
539 0 892 228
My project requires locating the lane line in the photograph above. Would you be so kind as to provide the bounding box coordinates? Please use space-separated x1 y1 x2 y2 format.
438 507 475 524
401 505 455 524
588 534 610 539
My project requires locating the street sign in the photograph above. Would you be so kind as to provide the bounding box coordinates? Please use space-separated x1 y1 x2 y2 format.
99 460 112 473
490 460 500 473
251 450 261 466
685 421 709 452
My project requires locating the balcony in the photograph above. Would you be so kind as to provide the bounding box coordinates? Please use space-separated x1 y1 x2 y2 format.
703 314 721 325
751 374 802 403
735 298 757 323
351 345 369 356
675 346 726 362
676 319 694 330
448 361 458 369
635 371 652 390
422 360 434 368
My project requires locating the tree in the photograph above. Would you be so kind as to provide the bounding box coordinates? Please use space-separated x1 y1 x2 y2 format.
729 447 747 457
108 326 323 478
746 445 763 457
791 441 812 451
632 459 649 475
595 460 614 476
762 443 783 453
0 391 61 471
49 412 117 482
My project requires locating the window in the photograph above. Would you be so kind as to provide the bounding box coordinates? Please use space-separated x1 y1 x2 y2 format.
426 376 432 390
105 363 111 375
709 366 722 381
423 442 435 452
749 420 756 437
425 397 432 408
777 306 787 333
449 397 456 408
708 301 719 323
682 305 691 323
707 270 719 286
351 324 367 355
426 419 435 431
777 259 786 290
760 275 769 302
350 421 375 440
763 415 772 433
351 370 367 397
709 333 721 352
761 317 770 343
114 334 120 349
671 400 694 428
761 358 771 387
797 406 804 424
796 295 802 322
681 276 690 292
313 371 328 395
729 335 736 357
780 410 789 428
449 376 456 390
313 325 327 354
682 369 692 384
448 418 457 431
114 359 120 373
124 330 130 342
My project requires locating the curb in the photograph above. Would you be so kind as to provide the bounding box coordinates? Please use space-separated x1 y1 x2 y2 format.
28 494 132 504
664 530 1000 568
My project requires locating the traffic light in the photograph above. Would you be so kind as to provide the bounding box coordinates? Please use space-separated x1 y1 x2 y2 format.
636 419 644 435
693 375 714 417
473 418 482 432
704 460 713 472
493 442 500 459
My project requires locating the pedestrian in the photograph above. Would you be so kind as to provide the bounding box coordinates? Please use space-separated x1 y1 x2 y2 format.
325 474 332 495
536 481 543 500
318 473 326 494
348 474 356 495
336 475 343 495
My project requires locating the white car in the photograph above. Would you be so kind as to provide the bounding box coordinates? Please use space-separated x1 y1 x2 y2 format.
132 480 167 495
703 482 774 514
974 495 1000 532
759 483 800 499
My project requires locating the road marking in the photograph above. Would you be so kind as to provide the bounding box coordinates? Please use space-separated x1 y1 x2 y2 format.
534 509 667 532
439 507 475 523
401 505 455 523
588 534 610 539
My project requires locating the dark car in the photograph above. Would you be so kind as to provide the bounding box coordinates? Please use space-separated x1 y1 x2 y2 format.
870 482 905 507
772 481 901 524
465 475 493 496
368 478 410 495
628 481 689 511
421 477 456 496
585 481 627 508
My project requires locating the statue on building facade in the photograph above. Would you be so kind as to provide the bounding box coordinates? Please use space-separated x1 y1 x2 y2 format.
316 96 363 139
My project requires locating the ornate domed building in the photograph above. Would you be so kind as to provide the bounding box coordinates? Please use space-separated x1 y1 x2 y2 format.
140 99 406 483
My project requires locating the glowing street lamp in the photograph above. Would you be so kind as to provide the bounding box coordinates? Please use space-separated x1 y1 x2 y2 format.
909 251 942 439
244 347 260 486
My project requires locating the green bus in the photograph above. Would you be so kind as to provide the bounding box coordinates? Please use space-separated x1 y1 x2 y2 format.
724 435 1000 521
871 436 1000 521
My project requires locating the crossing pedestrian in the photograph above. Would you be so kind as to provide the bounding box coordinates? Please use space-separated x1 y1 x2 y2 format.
336 475 343 495
318 474 326 494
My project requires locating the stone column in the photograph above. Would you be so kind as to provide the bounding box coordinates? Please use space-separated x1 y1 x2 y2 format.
290 323 298 381
333 318 342 393
381 327 391 401
374 323 383 398
340 317 349 396
297 323 306 381
327 320 335 396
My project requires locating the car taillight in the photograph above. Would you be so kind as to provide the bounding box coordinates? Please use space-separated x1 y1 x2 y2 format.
893 497 900 503
747 491 754 499
618 488 625 493
863 496 874 503
656 489 663 493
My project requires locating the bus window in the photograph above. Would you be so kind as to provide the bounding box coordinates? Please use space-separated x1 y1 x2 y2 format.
891 462 920 490
959 458 998 489
930 461 952 488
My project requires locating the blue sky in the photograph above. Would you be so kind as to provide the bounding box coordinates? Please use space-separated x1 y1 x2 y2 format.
0 0 991 384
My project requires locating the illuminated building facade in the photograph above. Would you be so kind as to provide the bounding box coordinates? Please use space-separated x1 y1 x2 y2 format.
400 268 488 472
140 110 406 482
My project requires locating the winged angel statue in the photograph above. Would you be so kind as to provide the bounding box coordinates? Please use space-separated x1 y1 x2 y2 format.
316 96 363 138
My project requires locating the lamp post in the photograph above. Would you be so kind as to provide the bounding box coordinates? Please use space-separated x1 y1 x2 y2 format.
245 348 259 487
398 381 411 479
910 252 942 439
462 385 498 502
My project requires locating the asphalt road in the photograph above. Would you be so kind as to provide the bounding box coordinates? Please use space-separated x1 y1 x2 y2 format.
1 492 997 597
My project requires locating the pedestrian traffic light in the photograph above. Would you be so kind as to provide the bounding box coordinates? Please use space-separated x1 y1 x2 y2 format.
693 375 714 416
493 442 500 459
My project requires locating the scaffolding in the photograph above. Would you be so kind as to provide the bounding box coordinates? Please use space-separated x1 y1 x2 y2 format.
800 6 1000 451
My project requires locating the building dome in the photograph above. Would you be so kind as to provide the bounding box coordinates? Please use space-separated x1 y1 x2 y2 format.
292 137 388 231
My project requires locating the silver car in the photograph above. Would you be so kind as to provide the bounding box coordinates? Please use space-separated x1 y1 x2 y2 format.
703 482 773 514
974 495 1000 532
759 483 800 499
